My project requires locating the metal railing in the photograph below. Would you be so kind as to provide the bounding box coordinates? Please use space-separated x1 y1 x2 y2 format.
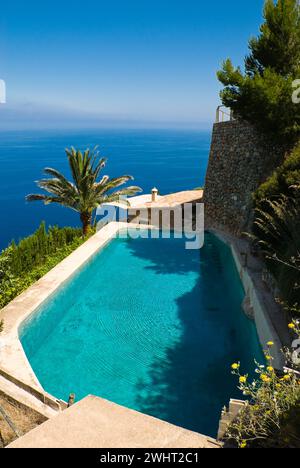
215 106 234 123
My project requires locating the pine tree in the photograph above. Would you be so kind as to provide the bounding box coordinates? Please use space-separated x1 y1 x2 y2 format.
217 0 300 143
246 0 300 76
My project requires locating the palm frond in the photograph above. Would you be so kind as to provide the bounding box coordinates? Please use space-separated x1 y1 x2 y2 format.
94 176 134 195
43 168 77 192
26 147 143 227
26 194 48 202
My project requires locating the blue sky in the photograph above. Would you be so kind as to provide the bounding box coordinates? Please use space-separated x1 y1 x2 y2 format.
0 0 264 129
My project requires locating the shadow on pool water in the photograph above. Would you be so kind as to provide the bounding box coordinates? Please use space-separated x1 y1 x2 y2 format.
127 232 264 437
20 232 264 438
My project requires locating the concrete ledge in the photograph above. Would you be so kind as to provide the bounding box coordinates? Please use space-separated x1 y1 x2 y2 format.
0 373 57 420
7 395 220 448
230 246 284 368
210 229 286 369
217 399 245 440
0 368 66 414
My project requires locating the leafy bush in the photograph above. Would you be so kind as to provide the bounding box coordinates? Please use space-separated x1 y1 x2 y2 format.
251 183 300 305
217 0 300 144
6 222 83 276
254 141 300 203
225 321 300 448
0 223 92 311
225 253 300 448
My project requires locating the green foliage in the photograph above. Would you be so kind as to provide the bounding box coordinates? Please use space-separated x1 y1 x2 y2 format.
277 400 300 447
254 141 300 202
26 147 142 235
246 0 300 76
217 0 300 143
0 223 92 310
251 185 300 305
3 222 84 276
225 321 300 448
251 143 300 305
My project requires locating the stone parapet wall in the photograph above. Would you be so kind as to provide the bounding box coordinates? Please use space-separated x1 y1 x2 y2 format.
217 399 245 441
204 120 285 235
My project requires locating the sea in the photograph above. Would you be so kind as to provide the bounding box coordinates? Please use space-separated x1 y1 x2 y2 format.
0 128 211 251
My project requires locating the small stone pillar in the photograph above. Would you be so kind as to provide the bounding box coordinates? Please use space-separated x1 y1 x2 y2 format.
151 187 158 203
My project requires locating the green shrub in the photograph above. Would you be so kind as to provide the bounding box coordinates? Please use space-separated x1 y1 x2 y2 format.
254 142 300 203
251 143 300 304
0 223 93 311
251 185 300 305
3 222 83 276
225 320 300 448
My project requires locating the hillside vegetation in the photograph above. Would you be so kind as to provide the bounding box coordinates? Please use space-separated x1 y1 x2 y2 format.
0 223 92 311
218 0 300 448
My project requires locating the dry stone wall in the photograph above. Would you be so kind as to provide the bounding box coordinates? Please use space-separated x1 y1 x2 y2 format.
204 120 285 235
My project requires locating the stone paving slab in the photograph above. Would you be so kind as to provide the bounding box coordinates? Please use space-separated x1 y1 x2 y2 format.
145 190 203 207
8 396 220 449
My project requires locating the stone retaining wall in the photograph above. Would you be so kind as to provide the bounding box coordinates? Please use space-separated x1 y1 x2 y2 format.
204 120 285 235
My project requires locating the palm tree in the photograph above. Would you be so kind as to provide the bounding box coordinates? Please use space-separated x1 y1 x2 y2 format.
26 147 142 236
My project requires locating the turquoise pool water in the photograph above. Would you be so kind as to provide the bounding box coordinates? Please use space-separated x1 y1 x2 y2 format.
20 232 264 437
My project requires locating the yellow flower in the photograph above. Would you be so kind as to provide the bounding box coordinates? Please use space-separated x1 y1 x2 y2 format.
288 323 295 330
239 376 247 384
240 440 247 449
261 374 271 383
231 363 240 370
267 341 274 347
283 374 291 381
265 355 272 361
276 384 281 390
267 366 274 373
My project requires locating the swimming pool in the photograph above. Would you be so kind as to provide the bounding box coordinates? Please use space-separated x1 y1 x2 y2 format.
20 231 264 437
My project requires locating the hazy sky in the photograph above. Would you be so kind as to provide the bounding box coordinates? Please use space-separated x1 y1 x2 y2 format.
0 0 264 129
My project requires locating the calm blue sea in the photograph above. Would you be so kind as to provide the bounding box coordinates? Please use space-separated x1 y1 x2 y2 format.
0 129 211 250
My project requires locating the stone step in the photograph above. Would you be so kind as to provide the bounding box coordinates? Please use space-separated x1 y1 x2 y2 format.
8 395 221 449
0 372 63 419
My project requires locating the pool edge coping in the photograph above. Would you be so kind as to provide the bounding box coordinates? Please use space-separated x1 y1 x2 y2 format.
0 222 155 391
209 228 285 369
0 223 283 411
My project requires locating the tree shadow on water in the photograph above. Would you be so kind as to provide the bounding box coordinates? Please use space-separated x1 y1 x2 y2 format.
125 234 202 276
128 234 245 438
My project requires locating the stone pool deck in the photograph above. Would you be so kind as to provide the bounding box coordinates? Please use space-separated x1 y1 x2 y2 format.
139 190 203 208
7 395 220 448
128 190 203 208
